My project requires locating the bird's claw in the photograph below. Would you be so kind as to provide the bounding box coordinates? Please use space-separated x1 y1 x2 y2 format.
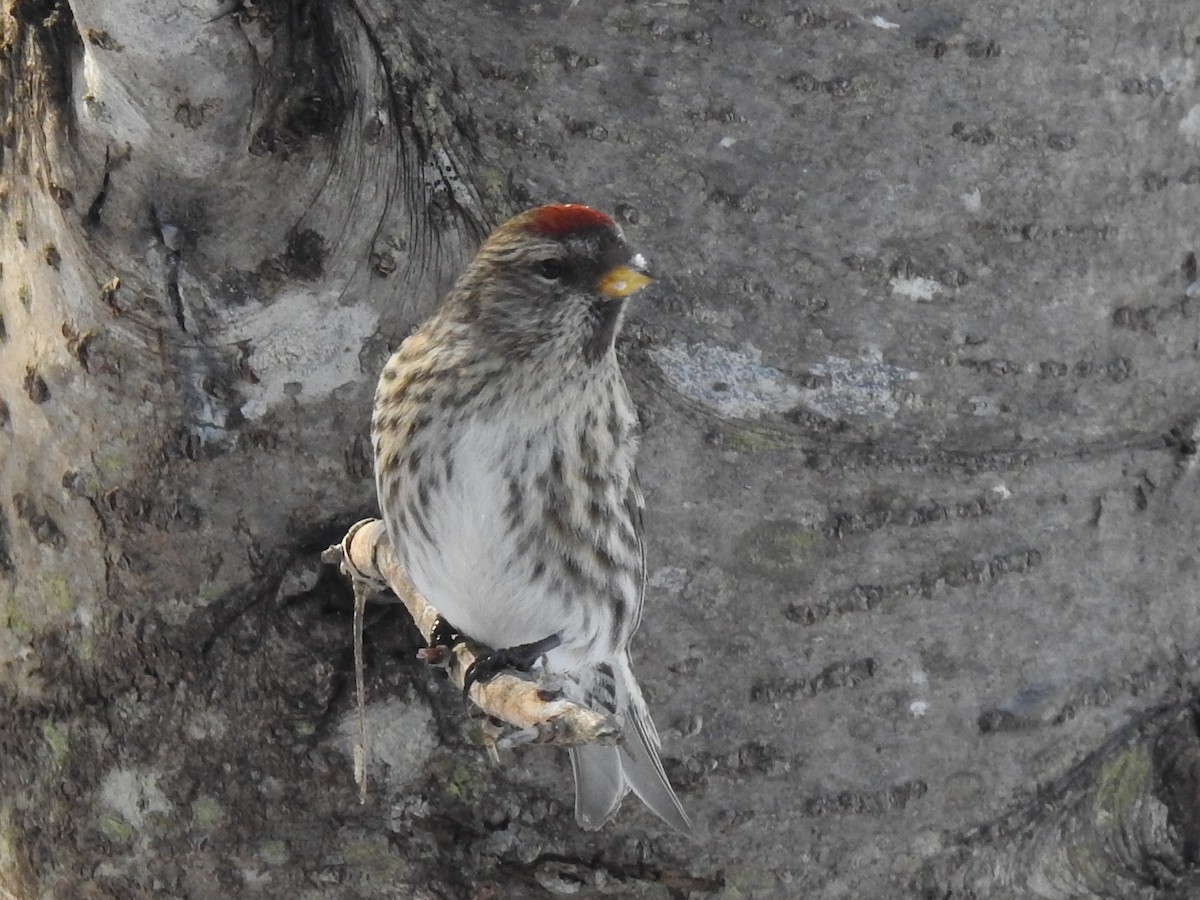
430 615 461 649
496 725 543 750
418 616 462 666
494 713 621 749
462 632 563 698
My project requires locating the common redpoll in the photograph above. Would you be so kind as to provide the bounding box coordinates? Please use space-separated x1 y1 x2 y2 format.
371 204 691 834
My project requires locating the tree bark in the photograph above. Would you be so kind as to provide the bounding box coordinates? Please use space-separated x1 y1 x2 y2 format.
2 1 1199 898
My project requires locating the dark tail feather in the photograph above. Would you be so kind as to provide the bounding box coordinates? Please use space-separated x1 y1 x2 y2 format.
569 743 625 830
567 656 692 835
614 656 693 835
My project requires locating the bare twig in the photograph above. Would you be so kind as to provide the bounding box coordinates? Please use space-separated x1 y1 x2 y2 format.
323 519 620 773
352 578 368 803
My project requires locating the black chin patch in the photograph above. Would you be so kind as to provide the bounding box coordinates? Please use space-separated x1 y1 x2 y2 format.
582 298 625 363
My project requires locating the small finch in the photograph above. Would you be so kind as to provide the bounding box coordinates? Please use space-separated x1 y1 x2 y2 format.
371 203 691 834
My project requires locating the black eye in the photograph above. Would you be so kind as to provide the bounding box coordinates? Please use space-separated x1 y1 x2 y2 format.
537 258 564 280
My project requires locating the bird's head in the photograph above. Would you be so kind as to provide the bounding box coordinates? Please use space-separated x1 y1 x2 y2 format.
447 204 651 366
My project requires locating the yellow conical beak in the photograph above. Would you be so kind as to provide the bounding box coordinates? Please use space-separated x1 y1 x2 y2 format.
597 264 652 299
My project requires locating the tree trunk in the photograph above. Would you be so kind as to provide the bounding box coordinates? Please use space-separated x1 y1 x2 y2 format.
1 1 1198 898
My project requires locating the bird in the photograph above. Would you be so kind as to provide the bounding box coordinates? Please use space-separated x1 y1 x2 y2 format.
371 203 692 834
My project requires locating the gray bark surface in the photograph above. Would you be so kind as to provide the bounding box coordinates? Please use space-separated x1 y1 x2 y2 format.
1 1 1198 898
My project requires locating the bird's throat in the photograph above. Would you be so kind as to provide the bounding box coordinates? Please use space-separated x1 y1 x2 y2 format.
582 299 626 364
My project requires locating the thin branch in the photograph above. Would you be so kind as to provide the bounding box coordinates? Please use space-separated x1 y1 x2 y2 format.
323 519 621 759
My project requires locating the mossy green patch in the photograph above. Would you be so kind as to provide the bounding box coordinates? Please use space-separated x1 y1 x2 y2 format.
199 583 225 602
0 816 20 874
41 721 69 768
97 453 130 480
1092 746 1149 826
342 833 409 884
430 757 485 801
1 588 33 637
258 840 290 867
43 574 74 614
738 520 821 572
1064 837 1110 893
445 763 484 800
190 795 225 831
725 427 788 453
99 812 136 844
74 472 104 495
721 866 781 899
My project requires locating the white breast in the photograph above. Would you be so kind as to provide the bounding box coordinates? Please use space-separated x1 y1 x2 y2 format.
402 417 566 651
386 356 642 666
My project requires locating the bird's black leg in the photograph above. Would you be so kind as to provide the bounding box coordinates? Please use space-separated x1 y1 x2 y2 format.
417 616 462 666
429 615 461 649
462 632 562 697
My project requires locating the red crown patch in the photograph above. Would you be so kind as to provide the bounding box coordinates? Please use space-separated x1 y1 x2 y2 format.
527 204 615 237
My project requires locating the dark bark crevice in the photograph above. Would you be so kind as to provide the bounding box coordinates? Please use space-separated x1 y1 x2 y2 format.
919 698 1200 898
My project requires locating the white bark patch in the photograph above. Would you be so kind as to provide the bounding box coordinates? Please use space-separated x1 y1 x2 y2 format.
649 566 690 593
651 341 803 418
232 291 380 420
800 350 919 419
889 275 942 301
99 767 173 831
73 5 257 179
1180 104 1200 145
1160 58 1196 92
336 698 437 788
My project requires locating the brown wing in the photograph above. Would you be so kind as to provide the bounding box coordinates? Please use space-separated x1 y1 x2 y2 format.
625 469 647 635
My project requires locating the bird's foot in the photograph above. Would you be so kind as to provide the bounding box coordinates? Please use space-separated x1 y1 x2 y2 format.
417 615 462 666
462 632 562 697
534 672 568 702
430 615 461 649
